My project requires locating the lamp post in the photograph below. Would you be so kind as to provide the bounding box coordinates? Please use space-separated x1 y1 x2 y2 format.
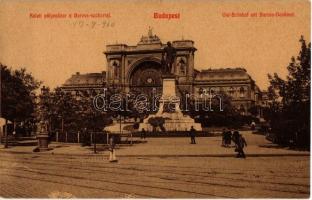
36 86 50 152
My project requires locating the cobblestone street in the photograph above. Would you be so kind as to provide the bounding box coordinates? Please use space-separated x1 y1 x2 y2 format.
0 133 310 198
1 0 310 198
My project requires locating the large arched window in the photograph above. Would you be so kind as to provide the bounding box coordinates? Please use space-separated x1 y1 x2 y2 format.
129 61 162 97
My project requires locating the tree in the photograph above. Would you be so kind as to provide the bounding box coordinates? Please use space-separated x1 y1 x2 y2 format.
45 88 112 134
48 88 78 133
269 36 310 105
1 64 41 124
187 91 243 127
267 36 310 147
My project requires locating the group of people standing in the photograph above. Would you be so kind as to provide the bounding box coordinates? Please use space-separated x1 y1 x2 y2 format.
222 128 247 158
138 127 247 158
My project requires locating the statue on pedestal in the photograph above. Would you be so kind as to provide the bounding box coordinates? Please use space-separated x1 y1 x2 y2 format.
162 41 176 75
38 120 48 134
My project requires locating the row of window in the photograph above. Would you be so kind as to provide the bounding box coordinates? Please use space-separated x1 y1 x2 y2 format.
198 87 247 97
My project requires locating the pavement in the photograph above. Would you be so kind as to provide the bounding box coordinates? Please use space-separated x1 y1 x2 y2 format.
0 131 310 198
0 131 309 157
0 151 309 198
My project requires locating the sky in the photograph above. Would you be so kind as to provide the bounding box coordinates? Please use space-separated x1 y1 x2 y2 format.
0 0 310 90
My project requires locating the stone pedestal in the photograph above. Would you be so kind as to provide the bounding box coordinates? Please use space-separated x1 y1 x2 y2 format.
37 133 49 151
139 76 202 132
35 120 50 152
162 76 177 97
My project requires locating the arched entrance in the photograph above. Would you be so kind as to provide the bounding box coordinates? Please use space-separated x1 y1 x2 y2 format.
129 61 162 96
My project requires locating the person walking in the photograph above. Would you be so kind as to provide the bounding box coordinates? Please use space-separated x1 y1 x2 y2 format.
190 126 196 144
235 134 247 158
108 135 118 162
232 129 240 146
141 128 146 140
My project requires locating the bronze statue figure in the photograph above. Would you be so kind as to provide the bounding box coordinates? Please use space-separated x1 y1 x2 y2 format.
162 41 176 75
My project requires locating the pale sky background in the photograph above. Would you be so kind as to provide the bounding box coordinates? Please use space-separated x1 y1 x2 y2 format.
0 0 310 90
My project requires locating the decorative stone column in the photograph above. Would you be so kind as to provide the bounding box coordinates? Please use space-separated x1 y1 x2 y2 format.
35 86 50 152
36 120 49 151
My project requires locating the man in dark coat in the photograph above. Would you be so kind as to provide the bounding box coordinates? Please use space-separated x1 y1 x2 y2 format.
236 134 247 158
141 128 146 140
232 130 240 145
190 126 196 144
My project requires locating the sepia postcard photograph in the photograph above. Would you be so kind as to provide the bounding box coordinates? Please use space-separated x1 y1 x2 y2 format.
0 0 310 198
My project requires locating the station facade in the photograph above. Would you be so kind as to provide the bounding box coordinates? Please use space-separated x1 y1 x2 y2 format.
62 31 262 115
